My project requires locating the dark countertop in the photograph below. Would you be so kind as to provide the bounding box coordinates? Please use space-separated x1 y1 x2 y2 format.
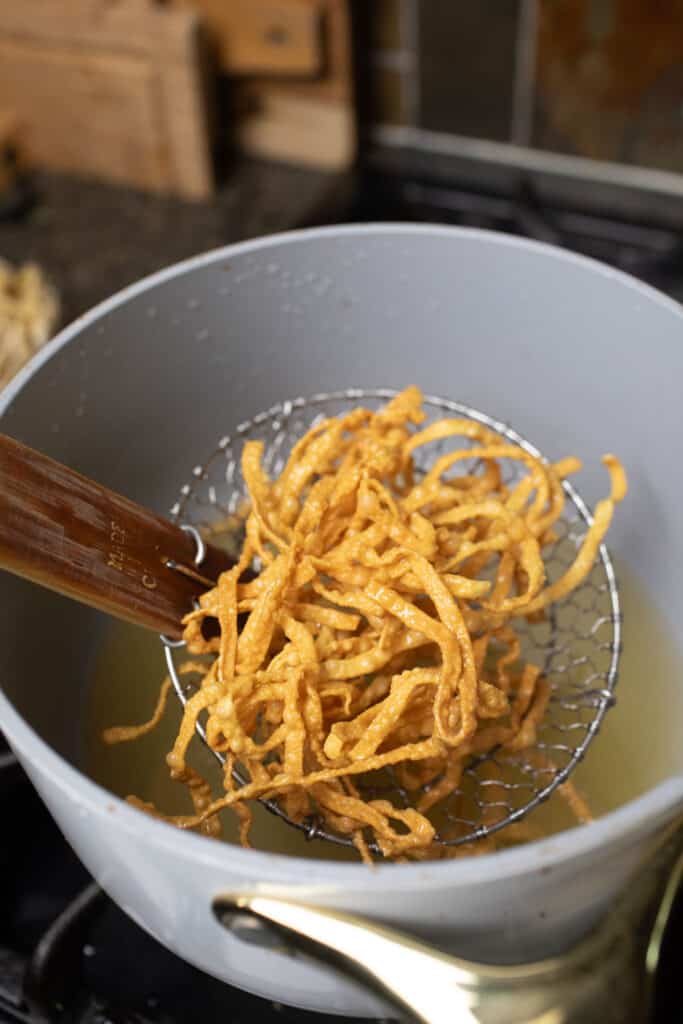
0 161 348 327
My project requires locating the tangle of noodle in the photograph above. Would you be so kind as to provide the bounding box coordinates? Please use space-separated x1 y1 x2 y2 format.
104 387 626 862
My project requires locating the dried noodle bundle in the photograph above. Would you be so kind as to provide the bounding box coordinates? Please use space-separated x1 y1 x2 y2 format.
0 260 59 390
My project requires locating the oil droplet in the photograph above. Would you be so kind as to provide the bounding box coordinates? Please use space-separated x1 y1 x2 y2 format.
75 406 84 417
267 263 279 274
147 306 157 318
187 298 200 311
196 328 209 341
51 423 60 433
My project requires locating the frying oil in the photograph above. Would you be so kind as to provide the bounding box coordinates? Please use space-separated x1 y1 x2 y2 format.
86 561 683 861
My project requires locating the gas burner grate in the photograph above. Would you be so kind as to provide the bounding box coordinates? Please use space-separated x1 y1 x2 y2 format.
310 169 683 303
0 750 379 1024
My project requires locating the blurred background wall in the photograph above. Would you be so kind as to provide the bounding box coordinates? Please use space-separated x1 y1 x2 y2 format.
4 0 683 373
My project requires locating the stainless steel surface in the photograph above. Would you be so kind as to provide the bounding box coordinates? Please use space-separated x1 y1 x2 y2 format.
163 387 621 855
373 5 683 217
370 125 683 228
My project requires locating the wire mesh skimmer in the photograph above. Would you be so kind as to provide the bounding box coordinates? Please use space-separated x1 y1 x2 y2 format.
161 389 621 854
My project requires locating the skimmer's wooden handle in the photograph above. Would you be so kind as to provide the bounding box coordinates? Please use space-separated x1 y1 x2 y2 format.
0 433 234 639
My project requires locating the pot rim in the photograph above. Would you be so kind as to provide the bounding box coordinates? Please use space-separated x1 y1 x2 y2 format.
2 222 682 889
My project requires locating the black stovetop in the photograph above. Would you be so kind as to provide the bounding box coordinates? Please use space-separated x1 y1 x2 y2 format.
1 737 360 1024
2 167 683 1023
313 168 683 306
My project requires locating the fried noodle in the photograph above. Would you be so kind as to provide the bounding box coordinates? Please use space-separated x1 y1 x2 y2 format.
104 388 626 862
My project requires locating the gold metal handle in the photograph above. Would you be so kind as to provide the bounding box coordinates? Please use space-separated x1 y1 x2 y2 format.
645 843 683 1011
214 894 624 1024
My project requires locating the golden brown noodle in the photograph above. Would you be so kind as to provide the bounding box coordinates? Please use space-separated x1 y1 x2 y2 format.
104 387 625 860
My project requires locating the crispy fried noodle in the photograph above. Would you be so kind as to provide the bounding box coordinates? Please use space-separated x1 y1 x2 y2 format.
104 388 626 862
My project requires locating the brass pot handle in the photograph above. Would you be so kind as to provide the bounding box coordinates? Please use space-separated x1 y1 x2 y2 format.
645 843 683 1010
213 893 615 1024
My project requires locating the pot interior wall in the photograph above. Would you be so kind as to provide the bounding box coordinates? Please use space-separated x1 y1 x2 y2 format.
1 227 682 787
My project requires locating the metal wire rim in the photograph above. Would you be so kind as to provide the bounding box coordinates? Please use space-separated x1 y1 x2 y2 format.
162 388 622 854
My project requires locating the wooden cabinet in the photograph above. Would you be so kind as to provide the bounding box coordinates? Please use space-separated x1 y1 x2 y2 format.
231 0 356 170
175 0 325 76
0 1 213 198
174 0 356 169
0 0 354 195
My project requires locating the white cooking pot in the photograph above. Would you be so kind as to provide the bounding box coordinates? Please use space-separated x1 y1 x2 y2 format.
1 226 682 1018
